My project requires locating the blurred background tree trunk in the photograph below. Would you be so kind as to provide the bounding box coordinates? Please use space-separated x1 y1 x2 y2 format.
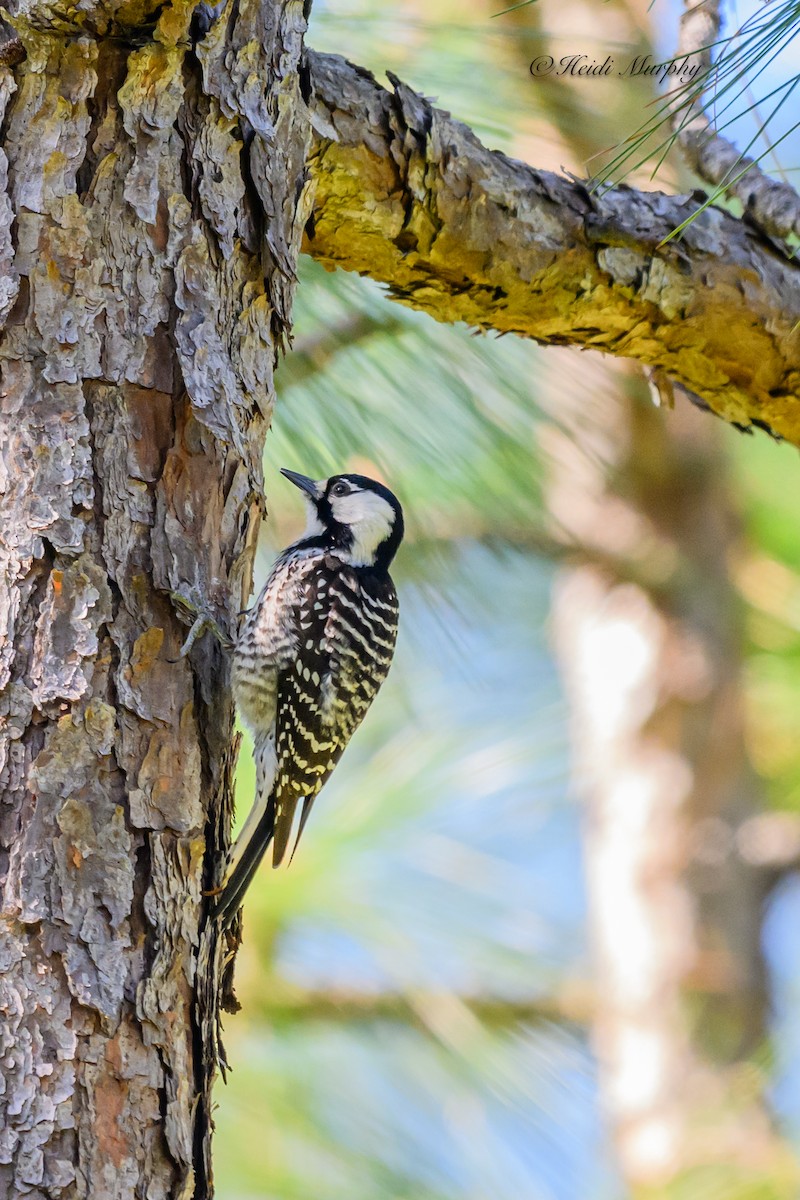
0 3 309 1196
499 0 796 1189
488 0 795 1189
549 382 797 1192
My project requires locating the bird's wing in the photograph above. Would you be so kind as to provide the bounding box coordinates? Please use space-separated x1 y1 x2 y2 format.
270 562 399 865
213 563 398 925
214 552 312 926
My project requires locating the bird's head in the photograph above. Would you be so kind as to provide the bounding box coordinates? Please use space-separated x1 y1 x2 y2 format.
281 468 404 572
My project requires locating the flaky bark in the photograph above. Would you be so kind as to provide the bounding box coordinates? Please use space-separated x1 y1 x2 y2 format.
0 0 311 1196
303 51 800 444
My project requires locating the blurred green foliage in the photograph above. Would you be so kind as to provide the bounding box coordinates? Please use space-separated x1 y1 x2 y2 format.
213 3 800 1197
734 433 800 810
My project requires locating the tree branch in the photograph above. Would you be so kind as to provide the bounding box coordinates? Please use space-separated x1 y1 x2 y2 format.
250 981 592 1031
673 0 800 243
303 50 800 444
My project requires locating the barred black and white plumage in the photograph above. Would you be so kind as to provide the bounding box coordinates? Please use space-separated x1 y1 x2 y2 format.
212 468 403 928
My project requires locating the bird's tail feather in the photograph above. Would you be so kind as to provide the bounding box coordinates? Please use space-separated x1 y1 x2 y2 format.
211 794 276 929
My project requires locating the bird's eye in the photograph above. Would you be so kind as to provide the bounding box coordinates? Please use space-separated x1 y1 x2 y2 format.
331 482 350 497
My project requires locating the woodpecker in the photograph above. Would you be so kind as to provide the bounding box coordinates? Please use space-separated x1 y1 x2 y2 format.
212 468 403 927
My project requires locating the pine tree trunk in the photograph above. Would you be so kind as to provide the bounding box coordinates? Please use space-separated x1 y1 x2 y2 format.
0 2 311 1195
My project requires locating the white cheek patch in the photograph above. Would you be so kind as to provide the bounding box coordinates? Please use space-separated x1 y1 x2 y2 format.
301 497 325 538
330 490 395 565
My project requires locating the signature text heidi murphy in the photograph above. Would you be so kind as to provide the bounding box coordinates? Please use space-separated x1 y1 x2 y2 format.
530 53 702 85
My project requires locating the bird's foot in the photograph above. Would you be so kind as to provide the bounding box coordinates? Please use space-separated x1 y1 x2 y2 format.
168 590 236 658
175 612 233 658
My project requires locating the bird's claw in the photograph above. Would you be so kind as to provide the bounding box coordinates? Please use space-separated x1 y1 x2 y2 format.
166 614 222 663
167 591 236 658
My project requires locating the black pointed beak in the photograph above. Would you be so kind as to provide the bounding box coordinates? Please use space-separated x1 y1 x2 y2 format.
280 469 319 499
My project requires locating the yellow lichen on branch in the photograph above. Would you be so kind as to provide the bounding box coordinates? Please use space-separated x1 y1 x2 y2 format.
302 51 800 444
